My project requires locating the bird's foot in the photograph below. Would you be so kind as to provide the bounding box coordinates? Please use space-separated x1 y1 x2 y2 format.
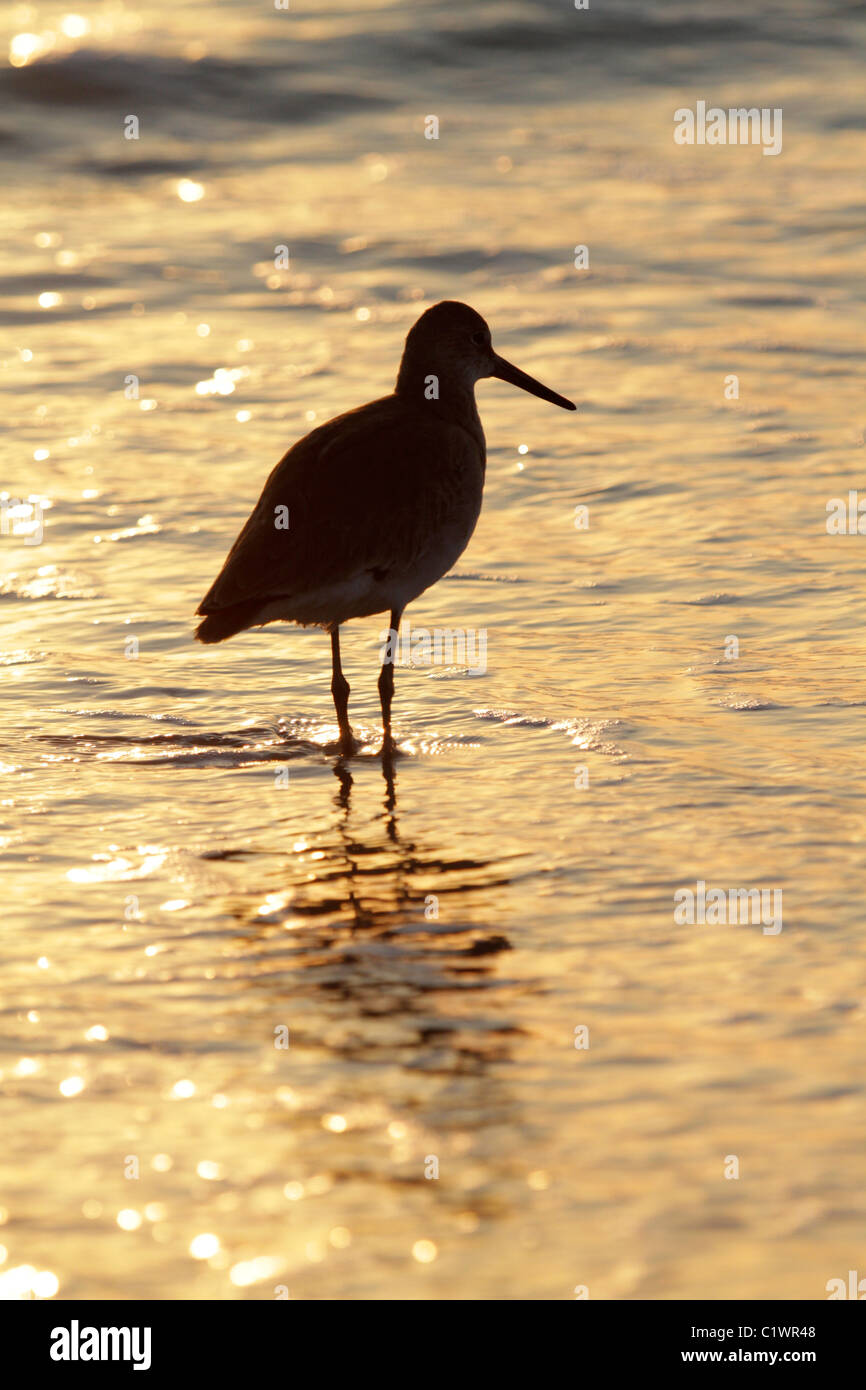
380 731 402 764
321 725 360 758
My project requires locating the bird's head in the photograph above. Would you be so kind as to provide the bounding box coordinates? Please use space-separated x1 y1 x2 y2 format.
397 300 576 411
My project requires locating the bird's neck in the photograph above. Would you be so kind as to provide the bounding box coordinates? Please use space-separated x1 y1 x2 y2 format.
394 363 483 437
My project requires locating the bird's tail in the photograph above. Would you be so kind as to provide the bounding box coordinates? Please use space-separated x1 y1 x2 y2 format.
194 599 263 644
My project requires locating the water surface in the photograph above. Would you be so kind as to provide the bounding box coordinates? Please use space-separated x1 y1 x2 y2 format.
1 0 865 1299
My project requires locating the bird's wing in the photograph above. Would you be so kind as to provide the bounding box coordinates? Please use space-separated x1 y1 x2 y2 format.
197 396 473 614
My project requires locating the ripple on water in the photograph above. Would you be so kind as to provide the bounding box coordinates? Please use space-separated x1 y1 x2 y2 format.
474 708 628 755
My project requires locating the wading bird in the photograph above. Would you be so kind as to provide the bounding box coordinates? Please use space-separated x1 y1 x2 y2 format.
195 301 575 756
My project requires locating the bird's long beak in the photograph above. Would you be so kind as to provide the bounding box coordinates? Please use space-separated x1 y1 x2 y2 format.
491 354 576 411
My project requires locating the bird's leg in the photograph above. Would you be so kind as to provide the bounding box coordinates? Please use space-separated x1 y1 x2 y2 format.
330 627 353 755
378 607 402 756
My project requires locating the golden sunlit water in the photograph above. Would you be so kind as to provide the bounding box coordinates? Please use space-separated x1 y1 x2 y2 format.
2 0 865 1300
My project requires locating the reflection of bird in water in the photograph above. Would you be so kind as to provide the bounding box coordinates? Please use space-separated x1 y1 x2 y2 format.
195 301 576 758
245 758 517 1076
251 754 513 967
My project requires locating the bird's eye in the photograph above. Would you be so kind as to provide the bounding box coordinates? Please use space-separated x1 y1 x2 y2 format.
470 331 487 347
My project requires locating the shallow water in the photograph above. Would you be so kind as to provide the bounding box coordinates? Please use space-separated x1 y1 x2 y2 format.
1 0 865 1299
